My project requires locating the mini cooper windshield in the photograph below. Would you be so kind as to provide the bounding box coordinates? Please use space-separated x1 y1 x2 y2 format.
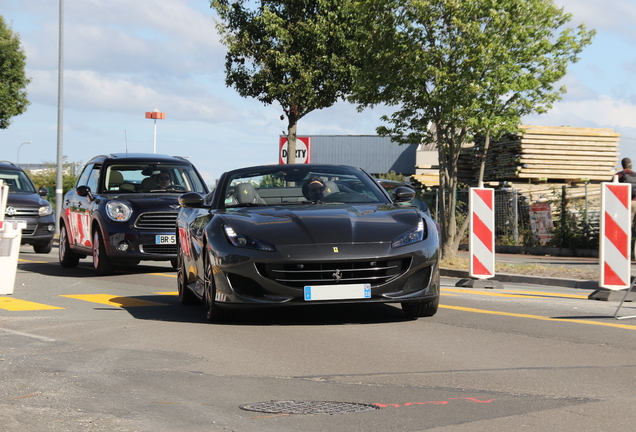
222 165 390 207
104 163 207 194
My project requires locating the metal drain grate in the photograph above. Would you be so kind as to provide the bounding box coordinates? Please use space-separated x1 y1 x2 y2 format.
240 400 380 415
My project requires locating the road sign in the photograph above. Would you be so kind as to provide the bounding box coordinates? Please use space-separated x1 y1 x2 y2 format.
279 137 311 164
600 182 631 289
469 187 495 279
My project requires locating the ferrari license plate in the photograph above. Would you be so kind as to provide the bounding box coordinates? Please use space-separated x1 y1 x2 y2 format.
155 234 176 245
304 284 371 301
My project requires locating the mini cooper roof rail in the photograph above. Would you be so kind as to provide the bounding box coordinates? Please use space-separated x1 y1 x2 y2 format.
0 160 17 166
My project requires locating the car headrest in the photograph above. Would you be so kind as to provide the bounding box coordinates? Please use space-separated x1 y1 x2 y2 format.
109 171 123 186
236 182 259 204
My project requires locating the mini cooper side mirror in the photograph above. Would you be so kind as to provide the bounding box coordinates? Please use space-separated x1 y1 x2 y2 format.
393 186 416 203
178 192 205 208
38 187 49 198
76 185 91 197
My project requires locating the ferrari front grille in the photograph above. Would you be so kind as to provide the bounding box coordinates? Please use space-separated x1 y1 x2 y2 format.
134 212 178 230
257 258 411 288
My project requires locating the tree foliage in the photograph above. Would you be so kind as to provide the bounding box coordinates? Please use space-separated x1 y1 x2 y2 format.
210 0 359 163
351 0 595 257
0 16 30 129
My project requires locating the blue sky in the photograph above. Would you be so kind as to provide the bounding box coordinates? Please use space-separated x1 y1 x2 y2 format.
1 0 636 184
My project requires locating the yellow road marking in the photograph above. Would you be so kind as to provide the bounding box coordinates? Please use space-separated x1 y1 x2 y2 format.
440 304 636 330
442 288 542 299
17 258 48 264
60 294 167 307
0 297 64 311
155 291 178 296
148 273 177 278
442 288 589 299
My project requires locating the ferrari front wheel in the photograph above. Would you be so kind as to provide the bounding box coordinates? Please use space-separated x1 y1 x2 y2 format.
203 253 231 322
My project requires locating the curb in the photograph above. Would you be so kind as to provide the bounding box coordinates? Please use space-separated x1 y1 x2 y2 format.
440 268 599 290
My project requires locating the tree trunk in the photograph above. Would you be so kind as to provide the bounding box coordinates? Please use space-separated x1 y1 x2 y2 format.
286 107 300 164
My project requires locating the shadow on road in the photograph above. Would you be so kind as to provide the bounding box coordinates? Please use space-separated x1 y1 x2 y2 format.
123 298 415 326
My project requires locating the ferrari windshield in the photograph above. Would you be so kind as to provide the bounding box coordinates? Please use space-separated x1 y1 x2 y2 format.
222 165 390 207
103 163 207 194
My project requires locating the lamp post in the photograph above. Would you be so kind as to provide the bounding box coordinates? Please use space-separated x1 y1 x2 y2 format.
16 141 32 166
145 109 166 153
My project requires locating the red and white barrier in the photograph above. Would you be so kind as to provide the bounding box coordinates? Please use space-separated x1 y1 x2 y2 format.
600 182 632 289
469 187 495 279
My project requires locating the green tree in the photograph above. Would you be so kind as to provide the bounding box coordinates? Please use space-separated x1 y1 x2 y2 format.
0 16 30 129
27 161 80 209
210 0 359 163
351 0 595 258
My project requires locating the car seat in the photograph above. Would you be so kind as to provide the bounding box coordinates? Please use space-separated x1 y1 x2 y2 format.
141 177 159 191
235 183 266 205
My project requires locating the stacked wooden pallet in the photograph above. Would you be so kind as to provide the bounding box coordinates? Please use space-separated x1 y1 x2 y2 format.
472 125 620 183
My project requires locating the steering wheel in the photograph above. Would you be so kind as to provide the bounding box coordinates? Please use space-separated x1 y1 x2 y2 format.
166 185 187 192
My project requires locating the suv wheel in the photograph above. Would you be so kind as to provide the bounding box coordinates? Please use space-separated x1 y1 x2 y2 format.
93 229 114 276
33 239 53 254
59 223 80 268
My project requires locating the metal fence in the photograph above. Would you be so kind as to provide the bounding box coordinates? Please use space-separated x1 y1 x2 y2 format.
420 184 601 249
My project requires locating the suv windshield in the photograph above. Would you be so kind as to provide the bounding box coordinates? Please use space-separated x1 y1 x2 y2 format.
0 169 36 194
103 163 207 194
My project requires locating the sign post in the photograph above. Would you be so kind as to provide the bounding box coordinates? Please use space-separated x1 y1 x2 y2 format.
597 181 636 319
469 187 495 279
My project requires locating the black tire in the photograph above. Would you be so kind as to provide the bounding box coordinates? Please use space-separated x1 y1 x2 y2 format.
401 296 439 319
177 257 198 305
92 229 114 276
58 223 80 268
204 253 231 322
33 239 53 254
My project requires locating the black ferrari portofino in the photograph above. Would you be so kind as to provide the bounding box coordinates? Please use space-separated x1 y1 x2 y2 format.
176 164 440 322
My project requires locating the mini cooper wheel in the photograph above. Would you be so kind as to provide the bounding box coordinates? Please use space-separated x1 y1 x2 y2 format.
58 223 80 268
204 253 231 322
177 257 198 305
93 229 114 276
401 297 439 319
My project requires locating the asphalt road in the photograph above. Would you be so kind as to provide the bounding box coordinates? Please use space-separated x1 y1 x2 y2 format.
2 246 636 431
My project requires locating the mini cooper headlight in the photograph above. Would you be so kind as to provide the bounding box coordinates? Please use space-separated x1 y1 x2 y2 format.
392 219 426 248
106 201 133 222
38 202 53 217
223 225 276 252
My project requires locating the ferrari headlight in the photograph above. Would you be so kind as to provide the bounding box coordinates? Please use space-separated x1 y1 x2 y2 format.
106 201 133 222
392 219 426 248
38 202 53 217
223 225 276 252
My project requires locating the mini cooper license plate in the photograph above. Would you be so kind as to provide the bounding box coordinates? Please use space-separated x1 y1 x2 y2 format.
304 284 371 301
155 235 176 245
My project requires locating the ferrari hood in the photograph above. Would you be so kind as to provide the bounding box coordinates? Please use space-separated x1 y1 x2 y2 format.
219 204 422 245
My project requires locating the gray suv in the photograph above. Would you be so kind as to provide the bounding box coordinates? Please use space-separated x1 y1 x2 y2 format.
0 161 55 253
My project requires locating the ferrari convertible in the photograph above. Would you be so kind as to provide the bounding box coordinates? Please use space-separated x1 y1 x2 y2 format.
176 164 440 322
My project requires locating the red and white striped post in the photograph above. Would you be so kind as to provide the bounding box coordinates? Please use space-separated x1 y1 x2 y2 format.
600 182 632 289
469 187 495 279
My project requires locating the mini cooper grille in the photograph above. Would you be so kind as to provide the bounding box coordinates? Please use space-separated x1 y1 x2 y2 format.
257 258 411 288
134 212 178 230
140 244 177 255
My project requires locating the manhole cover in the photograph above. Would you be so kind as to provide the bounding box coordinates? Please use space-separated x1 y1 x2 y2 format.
240 400 380 415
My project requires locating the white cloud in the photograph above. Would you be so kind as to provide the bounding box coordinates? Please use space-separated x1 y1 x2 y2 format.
556 0 636 38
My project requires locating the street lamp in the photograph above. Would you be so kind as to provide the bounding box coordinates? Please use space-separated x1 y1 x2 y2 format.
16 141 32 166
145 109 166 153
